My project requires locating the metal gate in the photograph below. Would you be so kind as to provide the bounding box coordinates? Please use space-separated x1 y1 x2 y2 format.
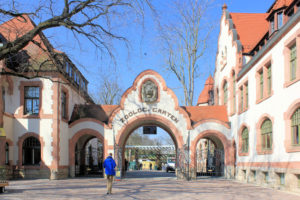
75 145 103 177
196 148 224 177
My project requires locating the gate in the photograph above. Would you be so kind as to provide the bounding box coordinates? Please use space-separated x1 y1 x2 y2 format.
196 148 224 177
75 145 103 177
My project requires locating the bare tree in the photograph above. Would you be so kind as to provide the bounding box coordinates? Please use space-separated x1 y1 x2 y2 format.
159 0 216 106
93 75 123 105
0 0 153 77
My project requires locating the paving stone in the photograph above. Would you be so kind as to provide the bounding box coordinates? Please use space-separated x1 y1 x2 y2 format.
0 177 300 200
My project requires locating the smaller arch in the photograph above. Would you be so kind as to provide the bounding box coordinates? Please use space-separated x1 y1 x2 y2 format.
17 132 45 167
238 123 250 156
256 114 274 155
191 130 234 168
69 128 104 174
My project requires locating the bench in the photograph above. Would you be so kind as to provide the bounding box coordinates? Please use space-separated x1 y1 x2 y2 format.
0 181 8 193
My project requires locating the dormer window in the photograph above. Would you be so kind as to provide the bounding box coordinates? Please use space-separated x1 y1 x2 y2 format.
0 34 6 47
277 12 283 29
270 17 275 34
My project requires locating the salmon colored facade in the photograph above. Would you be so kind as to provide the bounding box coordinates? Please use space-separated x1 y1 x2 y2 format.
213 0 300 193
1 0 300 194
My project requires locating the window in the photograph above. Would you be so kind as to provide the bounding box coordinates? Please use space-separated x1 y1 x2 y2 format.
290 43 297 81
24 86 40 115
233 74 236 113
256 60 273 102
267 64 272 95
239 81 248 113
277 12 283 29
5 142 9 165
252 170 256 181
292 108 300 145
240 87 244 111
245 83 248 109
223 81 228 105
22 137 41 165
261 119 272 150
259 71 264 99
264 172 269 183
241 128 249 153
243 170 247 180
270 17 274 33
61 91 67 120
278 173 285 185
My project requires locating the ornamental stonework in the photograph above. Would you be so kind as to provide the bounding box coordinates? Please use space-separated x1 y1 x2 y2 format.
141 80 158 103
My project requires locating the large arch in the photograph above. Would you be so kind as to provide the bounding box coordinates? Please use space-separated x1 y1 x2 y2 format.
116 114 184 149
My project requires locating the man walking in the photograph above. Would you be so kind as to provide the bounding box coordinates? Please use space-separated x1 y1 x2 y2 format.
103 153 116 195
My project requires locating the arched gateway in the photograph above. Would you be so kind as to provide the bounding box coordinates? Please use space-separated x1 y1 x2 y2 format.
69 70 235 179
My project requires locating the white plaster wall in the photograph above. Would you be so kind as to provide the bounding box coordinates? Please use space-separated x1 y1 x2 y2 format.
12 118 53 166
69 122 105 139
59 84 89 166
230 22 300 163
5 77 54 115
42 79 54 114
215 14 238 110
191 122 231 142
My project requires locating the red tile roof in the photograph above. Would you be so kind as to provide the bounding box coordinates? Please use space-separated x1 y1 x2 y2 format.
230 13 269 53
69 104 119 124
0 15 53 65
181 106 229 124
197 75 214 105
268 0 294 13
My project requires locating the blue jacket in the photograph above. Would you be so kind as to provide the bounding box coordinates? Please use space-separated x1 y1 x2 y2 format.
103 156 116 176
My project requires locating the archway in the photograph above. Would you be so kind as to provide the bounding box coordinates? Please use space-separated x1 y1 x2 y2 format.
69 129 104 177
114 115 184 179
191 130 232 178
195 137 224 177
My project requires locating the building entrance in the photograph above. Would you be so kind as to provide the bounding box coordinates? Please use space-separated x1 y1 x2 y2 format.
74 137 103 177
196 138 224 177
115 126 178 179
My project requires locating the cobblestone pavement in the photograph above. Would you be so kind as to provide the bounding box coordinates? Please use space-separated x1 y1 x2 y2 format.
1 177 300 200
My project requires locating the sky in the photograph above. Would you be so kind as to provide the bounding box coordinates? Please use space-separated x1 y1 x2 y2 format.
37 0 276 107
7 0 276 143
45 0 275 143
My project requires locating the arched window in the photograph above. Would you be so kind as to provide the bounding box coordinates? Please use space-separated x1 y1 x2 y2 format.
22 137 41 165
232 72 236 113
223 81 228 105
261 119 272 150
292 108 300 145
241 128 249 153
5 142 9 165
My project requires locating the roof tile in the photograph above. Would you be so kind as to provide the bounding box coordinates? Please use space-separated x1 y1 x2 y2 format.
230 13 269 53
